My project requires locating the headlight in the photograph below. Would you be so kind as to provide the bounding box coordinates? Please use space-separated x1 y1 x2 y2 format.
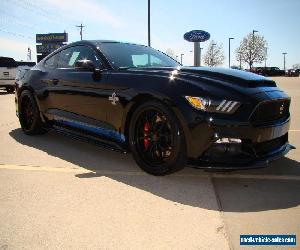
184 96 240 114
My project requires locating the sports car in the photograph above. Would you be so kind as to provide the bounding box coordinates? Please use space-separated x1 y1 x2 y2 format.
15 40 294 175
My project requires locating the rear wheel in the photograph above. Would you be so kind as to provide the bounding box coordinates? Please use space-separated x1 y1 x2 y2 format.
19 90 47 135
129 100 186 175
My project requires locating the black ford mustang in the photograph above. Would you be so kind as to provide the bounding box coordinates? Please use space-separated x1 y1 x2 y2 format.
15 40 294 175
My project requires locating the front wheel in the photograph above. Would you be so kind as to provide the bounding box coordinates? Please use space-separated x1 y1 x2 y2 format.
129 100 187 175
19 90 47 135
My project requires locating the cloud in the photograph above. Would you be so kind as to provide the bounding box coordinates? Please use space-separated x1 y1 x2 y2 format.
43 0 124 28
0 37 36 61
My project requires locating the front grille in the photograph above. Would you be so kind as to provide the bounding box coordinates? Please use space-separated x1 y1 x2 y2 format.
253 133 288 157
250 99 290 124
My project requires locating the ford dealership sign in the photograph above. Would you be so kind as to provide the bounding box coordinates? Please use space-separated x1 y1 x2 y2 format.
184 30 210 42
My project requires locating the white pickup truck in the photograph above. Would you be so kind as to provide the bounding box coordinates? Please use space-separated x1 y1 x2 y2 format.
0 57 35 93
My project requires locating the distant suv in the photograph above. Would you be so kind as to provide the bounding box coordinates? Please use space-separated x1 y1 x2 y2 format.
0 57 17 93
0 57 35 93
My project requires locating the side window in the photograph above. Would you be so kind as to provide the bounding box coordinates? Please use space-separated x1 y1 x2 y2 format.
57 46 102 69
44 53 59 68
132 54 164 67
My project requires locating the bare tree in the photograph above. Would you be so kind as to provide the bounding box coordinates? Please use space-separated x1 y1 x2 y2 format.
236 33 267 69
203 40 225 67
292 63 300 69
165 48 177 60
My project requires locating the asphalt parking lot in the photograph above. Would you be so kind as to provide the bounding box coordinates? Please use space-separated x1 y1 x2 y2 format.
0 77 299 249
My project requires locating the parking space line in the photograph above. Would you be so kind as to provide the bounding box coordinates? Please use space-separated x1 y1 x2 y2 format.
289 129 300 132
1 164 300 180
0 164 91 173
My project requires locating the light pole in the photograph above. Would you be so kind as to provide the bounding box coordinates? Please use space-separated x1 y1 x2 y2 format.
251 30 258 70
199 47 203 66
148 0 151 47
180 53 184 65
211 43 216 66
238 52 242 69
282 52 287 71
264 47 268 68
229 37 234 68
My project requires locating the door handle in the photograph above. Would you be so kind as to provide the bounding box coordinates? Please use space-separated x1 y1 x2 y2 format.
51 79 59 85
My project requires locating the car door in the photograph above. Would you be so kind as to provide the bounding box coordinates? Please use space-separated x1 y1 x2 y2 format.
44 45 112 133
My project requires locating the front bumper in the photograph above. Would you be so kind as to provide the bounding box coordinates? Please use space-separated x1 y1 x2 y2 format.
186 116 295 169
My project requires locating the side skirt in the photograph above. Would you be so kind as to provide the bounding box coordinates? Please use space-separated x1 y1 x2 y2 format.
52 125 128 153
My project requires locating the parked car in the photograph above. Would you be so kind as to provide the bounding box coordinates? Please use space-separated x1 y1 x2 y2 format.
251 67 285 76
15 40 294 175
286 69 300 77
0 57 35 93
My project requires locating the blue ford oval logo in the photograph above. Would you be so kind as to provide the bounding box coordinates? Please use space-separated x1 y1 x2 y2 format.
184 30 210 42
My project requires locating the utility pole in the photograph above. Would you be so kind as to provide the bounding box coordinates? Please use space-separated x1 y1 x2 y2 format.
148 0 151 47
228 37 234 68
76 23 85 40
282 52 287 71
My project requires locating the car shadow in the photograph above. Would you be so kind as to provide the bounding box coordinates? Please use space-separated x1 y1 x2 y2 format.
9 128 300 212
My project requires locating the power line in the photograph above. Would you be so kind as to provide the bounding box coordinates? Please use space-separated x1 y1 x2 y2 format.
0 28 34 40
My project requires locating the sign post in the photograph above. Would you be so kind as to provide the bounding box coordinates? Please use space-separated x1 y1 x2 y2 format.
194 42 200 66
184 30 210 67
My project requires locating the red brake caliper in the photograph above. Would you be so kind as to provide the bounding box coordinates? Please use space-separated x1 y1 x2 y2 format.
143 121 150 150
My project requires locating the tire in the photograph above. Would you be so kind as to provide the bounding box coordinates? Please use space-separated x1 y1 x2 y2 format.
6 86 14 93
129 100 187 175
18 90 47 135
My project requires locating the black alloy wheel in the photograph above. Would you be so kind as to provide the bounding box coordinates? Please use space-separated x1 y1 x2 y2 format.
129 100 186 175
19 90 47 135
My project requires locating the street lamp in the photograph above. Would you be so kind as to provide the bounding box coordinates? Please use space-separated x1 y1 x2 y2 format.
211 43 216 66
229 37 234 68
199 47 203 66
282 52 287 71
148 0 151 46
180 53 184 65
250 30 258 70
264 47 268 68
238 52 242 69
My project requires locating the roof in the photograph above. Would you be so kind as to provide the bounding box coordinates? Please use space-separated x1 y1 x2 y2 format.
66 40 143 48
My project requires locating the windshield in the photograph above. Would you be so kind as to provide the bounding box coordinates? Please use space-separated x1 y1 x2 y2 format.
99 43 180 69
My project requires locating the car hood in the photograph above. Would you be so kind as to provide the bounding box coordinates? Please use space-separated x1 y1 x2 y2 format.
123 66 279 97
124 66 276 87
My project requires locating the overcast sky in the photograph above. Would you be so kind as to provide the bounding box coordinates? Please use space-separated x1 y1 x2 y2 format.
0 0 299 69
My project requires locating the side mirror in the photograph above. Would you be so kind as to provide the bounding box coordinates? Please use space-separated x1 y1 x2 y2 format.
75 59 95 72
